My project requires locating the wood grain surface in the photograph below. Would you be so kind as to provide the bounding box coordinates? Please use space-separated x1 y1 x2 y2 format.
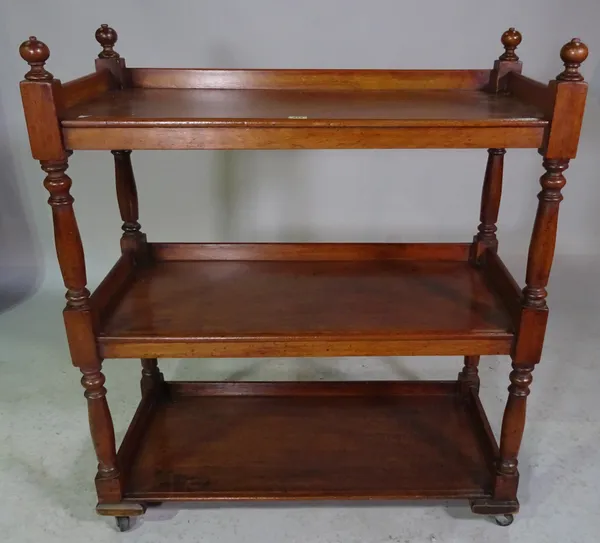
61 88 546 128
122 381 494 501
96 251 515 358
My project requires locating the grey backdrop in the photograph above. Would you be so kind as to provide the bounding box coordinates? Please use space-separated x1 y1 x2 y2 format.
1 0 600 309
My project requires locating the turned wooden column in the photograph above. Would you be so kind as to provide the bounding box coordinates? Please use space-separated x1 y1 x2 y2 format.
458 355 480 394
98 24 161 397
522 159 569 310
141 358 164 395
466 147 505 393
495 38 588 503
20 37 121 501
472 148 505 261
113 148 162 393
41 156 120 493
112 149 148 257
496 363 534 499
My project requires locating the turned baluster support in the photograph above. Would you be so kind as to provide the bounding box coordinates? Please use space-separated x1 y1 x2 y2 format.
141 358 164 395
471 148 505 262
494 364 534 500
41 157 89 308
522 159 569 309
458 355 480 394
112 149 148 258
112 149 160 391
81 367 119 481
41 156 121 497
494 38 588 504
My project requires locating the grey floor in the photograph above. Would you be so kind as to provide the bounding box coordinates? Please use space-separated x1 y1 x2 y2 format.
1 255 599 543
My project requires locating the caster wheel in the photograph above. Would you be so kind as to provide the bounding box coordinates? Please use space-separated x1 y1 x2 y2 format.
116 516 131 532
494 514 514 527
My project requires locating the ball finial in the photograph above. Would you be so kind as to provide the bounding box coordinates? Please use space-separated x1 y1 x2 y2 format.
95 24 119 59
499 28 522 61
19 36 53 81
557 38 588 81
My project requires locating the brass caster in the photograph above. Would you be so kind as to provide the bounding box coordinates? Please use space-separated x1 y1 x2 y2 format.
494 514 514 527
116 516 131 532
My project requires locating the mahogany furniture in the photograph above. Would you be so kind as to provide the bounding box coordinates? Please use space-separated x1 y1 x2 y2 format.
19 26 588 532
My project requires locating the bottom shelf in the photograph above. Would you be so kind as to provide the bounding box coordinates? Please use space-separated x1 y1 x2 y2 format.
119 381 496 501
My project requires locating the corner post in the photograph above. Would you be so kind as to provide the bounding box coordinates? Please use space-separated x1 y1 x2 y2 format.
94 26 160 399
19 37 121 503
95 24 128 87
495 38 589 503
489 28 523 93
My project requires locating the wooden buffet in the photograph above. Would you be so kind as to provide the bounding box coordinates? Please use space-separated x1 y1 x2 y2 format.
19 26 588 532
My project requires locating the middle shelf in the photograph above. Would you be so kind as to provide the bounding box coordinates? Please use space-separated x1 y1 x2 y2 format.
93 243 519 359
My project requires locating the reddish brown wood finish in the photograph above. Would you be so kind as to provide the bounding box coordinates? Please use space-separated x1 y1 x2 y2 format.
557 38 588 82
472 148 505 260
128 68 492 91
459 356 480 394
60 70 117 110
507 73 553 115
20 80 64 160
94 25 129 90
63 125 545 151
499 28 522 62
140 358 163 396
61 88 546 129
481 250 522 323
523 160 568 310
96 249 515 358
19 36 53 81
18 27 589 526
112 150 147 256
95 24 119 59
89 253 136 327
41 158 87 311
495 364 534 500
488 28 523 93
494 37 589 507
112 147 158 392
150 242 471 261
20 37 123 509
120 381 495 501
41 157 121 500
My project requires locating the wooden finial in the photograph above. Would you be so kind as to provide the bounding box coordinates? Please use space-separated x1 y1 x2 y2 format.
499 28 522 61
19 36 53 81
95 24 119 59
557 38 588 81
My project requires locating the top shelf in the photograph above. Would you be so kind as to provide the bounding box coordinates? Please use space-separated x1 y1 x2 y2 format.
56 70 551 151
19 28 589 153
61 87 546 129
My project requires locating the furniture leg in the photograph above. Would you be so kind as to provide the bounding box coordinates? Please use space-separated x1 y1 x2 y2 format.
41 156 122 500
113 151 163 397
81 366 119 481
481 157 568 516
